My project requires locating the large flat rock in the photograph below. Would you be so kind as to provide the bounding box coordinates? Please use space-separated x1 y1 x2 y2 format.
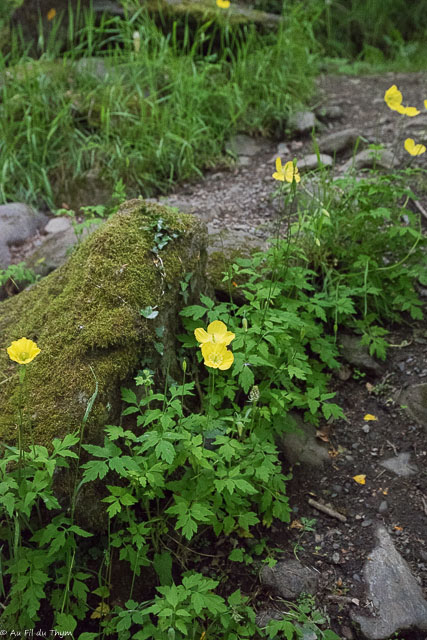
352 526 427 639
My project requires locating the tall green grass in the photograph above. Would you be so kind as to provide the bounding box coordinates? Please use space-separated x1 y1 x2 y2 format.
0 5 316 208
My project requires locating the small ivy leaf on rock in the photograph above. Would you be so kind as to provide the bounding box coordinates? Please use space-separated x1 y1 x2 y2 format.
140 305 159 319
353 474 366 485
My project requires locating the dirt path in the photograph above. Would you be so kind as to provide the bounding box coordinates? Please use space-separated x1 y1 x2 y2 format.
150 71 427 242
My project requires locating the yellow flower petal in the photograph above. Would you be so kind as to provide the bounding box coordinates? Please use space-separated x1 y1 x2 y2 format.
273 157 285 181
404 138 426 156
283 161 301 184
7 337 41 364
195 321 235 346
424 99 427 110
216 0 230 7
201 342 234 370
402 106 420 117
352 474 366 485
47 8 56 20
363 414 377 421
194 327 211 344
207 320 229 341
272 171 285 181
384 85 403 111
218 349 234 370
395 104 406 114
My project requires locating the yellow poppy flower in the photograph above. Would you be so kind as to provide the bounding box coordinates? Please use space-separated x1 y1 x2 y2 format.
272 158 300 183
384 85 403 111
201 342 234 370
7 337 41 364
216 0 230 7
404 138 426 156
194 320 235 346
47 8 56 20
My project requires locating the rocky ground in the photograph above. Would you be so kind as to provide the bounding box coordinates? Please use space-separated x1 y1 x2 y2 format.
1 72 427 638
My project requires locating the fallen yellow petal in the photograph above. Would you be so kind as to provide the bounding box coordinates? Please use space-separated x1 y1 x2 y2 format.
384 85 403 111
352 474 366 485
404 138 426 156
402 106 420 117
363 414 377 421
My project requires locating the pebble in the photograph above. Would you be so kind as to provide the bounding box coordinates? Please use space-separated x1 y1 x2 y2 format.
331 484 343 494
288 110 316 133
316 105 343 120
378 500 388 514
341 625 354 640
362 519 373 527
362 425 370 433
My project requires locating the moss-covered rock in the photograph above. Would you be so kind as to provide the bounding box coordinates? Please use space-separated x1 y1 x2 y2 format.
0 199 207 453
144 0 281 29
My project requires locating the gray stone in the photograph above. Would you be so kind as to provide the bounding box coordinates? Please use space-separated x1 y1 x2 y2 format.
157 196 219 224
237 155 251 167
260 559 318 600
339 334 384 377
318 128 360 155
378 500 388 514
0 203 48 268
351 526 427 639
340 148 397 173
227 134 265 157
74 57 110 81
92 0 124 14
255 609 285 629
403 114 427 130
276 142 290 156
379 452 418 477
277 412 330 468
299 154 333 172
44 216 73 235
207 227 267 255
26 222 102 277
397 383 427 431
288 111 316 133
316 105 343 121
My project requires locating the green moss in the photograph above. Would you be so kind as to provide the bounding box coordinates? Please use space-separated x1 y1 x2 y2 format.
144 0 281 29
0 199 207 451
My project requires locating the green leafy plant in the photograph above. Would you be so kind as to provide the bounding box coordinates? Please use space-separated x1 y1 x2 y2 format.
264 594 340 640
0 262 39 292
291 169 427 357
